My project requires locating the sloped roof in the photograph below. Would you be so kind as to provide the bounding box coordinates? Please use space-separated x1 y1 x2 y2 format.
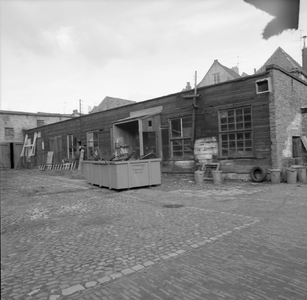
220 63 241 79
90 96 135 113
257 47 302 74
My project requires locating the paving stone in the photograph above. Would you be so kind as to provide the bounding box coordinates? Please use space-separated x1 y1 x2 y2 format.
97 276 111 284
175 250 186 254
131 264 145 271
143 261 155 266
121 268 135 275
85 281 97 288
50 295 60 300
160 255 170 260
110 273 122 280
62 284 85 296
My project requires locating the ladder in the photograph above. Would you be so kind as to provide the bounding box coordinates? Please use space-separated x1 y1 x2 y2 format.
18 133 38 168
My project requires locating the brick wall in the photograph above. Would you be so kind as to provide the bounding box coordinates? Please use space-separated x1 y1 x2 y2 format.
0 112 73 143
269 66 307 168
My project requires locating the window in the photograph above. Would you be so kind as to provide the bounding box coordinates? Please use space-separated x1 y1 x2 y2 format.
37 120 44 127
67 134 76 159
255 78 271 94
219 107 253 157
86 131 99 157
5 127 14 137
292 137 302 158
213 73 220 84
170 116 193 158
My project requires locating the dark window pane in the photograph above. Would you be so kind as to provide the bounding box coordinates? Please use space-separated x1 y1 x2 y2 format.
228 110 234 117
229 134 235 140
236 116 243 122
236 109 242 116
237 123 243 130
237 141 244 148
245 140 252 147
245 132 252 139
221 124 228 131
222 149 228 156
244 115 251 122
229 124 235 130
229 141 236 149
228 117 235 123
171 119 181 137
244 107 251 114
221 117 227 124
237 133 243 140
245 122 252 129
222 142 228 148
221 135 228 141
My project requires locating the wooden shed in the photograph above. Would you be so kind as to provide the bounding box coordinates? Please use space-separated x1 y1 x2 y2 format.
23 65 307 177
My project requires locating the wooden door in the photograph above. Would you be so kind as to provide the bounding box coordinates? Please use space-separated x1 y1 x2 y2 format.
0 143 10 168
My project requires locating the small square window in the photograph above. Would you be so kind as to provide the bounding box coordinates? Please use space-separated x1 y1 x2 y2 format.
255 78 271 94
37 120 44 127
5 127 14 137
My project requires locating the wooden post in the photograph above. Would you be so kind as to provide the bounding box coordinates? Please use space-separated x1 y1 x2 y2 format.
78 149 84 171
191 71 198 148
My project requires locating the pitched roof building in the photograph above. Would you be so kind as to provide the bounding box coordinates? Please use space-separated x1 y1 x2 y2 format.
89 96 135 114
198 59 241 87
257 46 307 81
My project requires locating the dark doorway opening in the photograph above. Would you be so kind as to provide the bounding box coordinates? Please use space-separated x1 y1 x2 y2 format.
10 143 14 169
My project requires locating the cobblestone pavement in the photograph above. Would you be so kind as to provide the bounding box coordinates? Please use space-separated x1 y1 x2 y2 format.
1 170 306 300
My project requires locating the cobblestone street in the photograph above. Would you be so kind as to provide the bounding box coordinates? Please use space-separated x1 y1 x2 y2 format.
1 170 307 300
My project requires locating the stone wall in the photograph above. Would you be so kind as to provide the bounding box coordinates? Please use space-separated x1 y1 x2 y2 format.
0 111 73 143
269 66 307 168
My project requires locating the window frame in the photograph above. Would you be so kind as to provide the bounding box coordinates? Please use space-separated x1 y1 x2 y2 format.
213 72 220 84
86 130 99 158
67 134 76 159
218 107 253 158
37 120 45 127
255 78 271 94
4 127 14 137
169 116 193 159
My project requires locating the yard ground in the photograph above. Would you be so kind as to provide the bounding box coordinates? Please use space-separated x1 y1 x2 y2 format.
1 169 307 300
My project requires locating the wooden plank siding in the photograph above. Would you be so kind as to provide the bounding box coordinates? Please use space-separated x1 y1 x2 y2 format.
25 72 272 174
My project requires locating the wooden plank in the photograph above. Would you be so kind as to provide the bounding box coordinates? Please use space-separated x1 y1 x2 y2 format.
46 152 53 164
301 136 307 150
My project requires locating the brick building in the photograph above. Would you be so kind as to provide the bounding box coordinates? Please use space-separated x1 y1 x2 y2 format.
0 110 75 168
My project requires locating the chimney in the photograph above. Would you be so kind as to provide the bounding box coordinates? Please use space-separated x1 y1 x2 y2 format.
302 36 307 73
231 66 239 74
254 68 256 74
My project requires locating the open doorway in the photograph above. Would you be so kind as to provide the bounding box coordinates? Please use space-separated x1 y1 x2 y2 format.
113 114 160 160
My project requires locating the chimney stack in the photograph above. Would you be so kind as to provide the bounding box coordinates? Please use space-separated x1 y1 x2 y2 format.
302 36 307 73
231 66 239 74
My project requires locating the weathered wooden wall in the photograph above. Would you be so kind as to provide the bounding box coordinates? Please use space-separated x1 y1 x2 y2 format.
25 72 273 174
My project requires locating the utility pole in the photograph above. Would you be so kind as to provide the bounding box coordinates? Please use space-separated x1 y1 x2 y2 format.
79 99 82 149
183 71 200 150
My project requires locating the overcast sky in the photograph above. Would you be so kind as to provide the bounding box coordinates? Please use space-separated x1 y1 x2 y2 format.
1 0 306 114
